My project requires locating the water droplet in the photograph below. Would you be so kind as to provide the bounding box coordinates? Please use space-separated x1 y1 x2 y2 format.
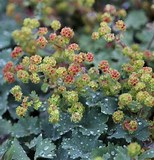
44 146 49 151
104 127 108 131
47 153 52 157
138 122 142 125
97 129 100 133
111 151 115 155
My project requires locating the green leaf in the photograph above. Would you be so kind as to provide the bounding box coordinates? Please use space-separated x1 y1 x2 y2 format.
0 0 8 13
34 137 56 160
125 10 148 29
84 91 102 107
4 139 30 160
79 108 108 136
0 140 11 159
100 97 118 115
0 15 18 49
41 83 49 93
8 101 18 119
84 91 118 115
41 112 76 141
0 85 10 116
62 131 101 159
91 143 115 159
53 146 73 160
0 119 12 135
12 117 41 138
114 146 131 160
25 134 42 149
138 148 154 160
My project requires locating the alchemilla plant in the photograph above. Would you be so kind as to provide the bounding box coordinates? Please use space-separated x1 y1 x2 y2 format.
1 3 154 160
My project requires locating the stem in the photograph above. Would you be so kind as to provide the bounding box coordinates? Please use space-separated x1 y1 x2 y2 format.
0 44 15 52
147 33 154 50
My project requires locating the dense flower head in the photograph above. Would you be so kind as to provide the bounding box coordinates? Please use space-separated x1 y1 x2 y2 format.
142 67 153 74
123 120 138 133
16 106 27 117
10 85 22 101
3 72 15 83
60 27 74 39
128 73 139 86
117 9 127 17
17 70 29 83
101 12 112 23
104 33 115 42
144 95 154 107
127 142 141 157
15 64 24 72
11 46 23 59
98 22 111 36
133 60 145 70
119 93 132 107
3 61 14 73
68 43 80 51
122 63 134 73
109 69 120 80
63 91 79 104
136 91 149 104
50 20 61 31
30 55 42 65
104 4 116 15
23 18 40 29
64 74 75 84
91 32 99 40
36 36 48 48
85 52 94 62
115 20 126 31
49 33 57 41
143 50 153 60
38 27 48 35
112 110 124 123
88 81 98 90
68 63 81 76
29 64 38 73
30 73 40 84
98 60 110 73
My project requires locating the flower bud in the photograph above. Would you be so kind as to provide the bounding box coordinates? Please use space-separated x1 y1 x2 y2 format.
127 142 141 157
91 32 100 40
119 93 132 106
51 20 61 31
17 70 29 83
16 106 27 117
144 96 154 107
112 110 124 123
116 20 126 31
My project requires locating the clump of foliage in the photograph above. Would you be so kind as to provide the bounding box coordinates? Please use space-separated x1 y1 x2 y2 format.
0 3 154 160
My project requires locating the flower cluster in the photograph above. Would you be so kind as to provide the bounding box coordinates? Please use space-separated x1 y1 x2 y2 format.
98 60 121 96
3 15 154 130
92 5 126 42
4 19 97 123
